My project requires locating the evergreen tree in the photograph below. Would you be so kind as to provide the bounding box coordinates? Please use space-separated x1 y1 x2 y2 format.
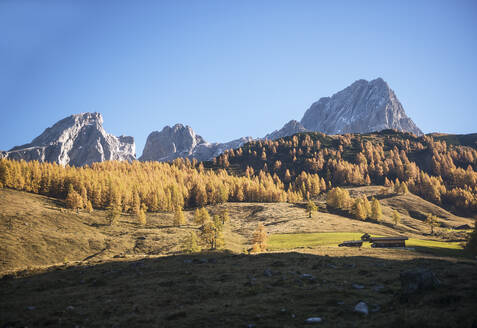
107 204 121 226
85 200 94 213
370 197 382 221
392 210 401 226
137 203 147 226
65 185 83 211
200 217 217 249
398 181 409 194
362 196 371 218
220 209 230 225
174 207 186 226
184 231 201 253
252 223 268 252
425 213 439 234
352 199 367 220
305 200 317 218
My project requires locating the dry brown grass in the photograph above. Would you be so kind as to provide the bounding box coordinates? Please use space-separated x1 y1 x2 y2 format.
1 187 474 274
1 188 476 327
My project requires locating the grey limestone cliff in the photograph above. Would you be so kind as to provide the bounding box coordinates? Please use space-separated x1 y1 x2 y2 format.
140 124 252 162
300 78 422 135
1 112 135 166
264 120 308 140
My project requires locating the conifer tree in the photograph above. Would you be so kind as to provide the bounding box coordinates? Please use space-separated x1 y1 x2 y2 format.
252 223 268 252
193 208 201 225
392 210 400 226
200 217 217 249
370 197 382 221
65 185 83 211
184 231 201 253
174 207 186 226
398 182 409 194
220 209 230 225
425 213 438 234
352 199 367 220
305 200 317 218
107 204 121 226
85 200 94 213
362 196 371 218
137 203 147 226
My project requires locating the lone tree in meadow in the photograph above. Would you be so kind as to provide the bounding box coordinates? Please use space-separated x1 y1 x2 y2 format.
220 209 230 225
184 231 201 253
174 207 186 226
370 197 382 221
252 223 268 253
425 213 439 235
194 207 211 225
199 214 225 249
305 200 317 218
392 210 401 226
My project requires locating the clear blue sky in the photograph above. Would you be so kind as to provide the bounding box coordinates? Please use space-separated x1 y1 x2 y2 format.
1 0 476 156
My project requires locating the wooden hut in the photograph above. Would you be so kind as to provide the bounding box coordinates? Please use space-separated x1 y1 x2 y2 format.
369 236 408 248
338 240 363 247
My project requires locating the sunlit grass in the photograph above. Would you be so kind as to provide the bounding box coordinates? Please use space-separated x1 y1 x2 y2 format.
268 232 465 257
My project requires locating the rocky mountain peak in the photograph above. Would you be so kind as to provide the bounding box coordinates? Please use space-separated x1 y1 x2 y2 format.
140 124 251 162
301 78 422 135
2 112 135 166
264 120 308 140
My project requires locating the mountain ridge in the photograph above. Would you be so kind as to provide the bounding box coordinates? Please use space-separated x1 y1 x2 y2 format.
0 112 135 166
1 78 425 164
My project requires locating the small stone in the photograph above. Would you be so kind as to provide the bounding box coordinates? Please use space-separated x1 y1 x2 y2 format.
66 306 75 311
247 324 256 328
352 283 365 289
301 273 314 279
263 268 273 277
26 306 36 310
354 301 368 315
183 259 192 264
373 285 384 292
371 304 381 313
305 317 323 324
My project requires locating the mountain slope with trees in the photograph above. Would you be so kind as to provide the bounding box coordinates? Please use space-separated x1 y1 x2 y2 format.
208 130 477 216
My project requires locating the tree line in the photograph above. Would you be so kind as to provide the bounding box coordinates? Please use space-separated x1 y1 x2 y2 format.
211 131 477 216
0 158 300 213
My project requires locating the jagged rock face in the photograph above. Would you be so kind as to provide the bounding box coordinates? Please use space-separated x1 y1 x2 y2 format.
264 120 308 140
2 113 135 166
301 78 423 135
140 124 205 161
140 124 252 162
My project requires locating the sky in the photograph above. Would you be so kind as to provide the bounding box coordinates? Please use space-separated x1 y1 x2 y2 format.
0 0 476 156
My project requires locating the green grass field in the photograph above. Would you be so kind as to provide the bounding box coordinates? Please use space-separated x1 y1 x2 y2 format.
268 232 465 256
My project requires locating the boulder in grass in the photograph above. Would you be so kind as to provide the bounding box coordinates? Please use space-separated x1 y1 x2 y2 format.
354 301 368 315
400 268 440 294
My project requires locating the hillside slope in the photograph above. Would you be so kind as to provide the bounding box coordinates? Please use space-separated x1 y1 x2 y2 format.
1 188 473 274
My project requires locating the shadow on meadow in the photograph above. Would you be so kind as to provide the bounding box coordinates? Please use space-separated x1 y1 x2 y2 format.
1 252 477 328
